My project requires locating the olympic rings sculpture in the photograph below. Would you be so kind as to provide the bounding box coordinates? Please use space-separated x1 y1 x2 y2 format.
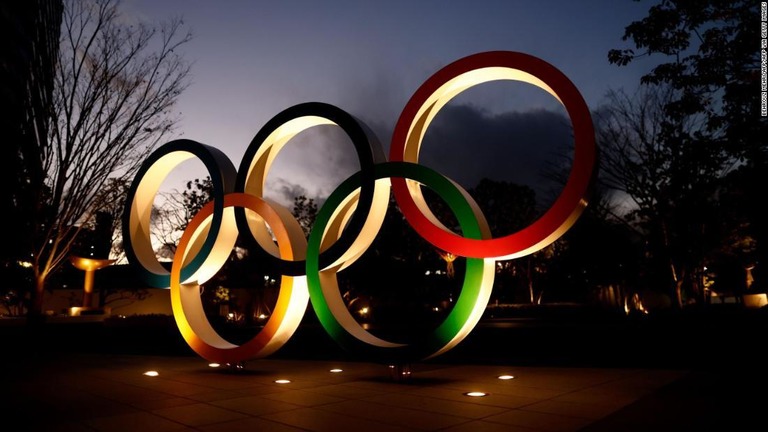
123 51 596 364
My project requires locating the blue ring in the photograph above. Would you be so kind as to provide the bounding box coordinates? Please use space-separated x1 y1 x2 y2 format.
122 139 236 287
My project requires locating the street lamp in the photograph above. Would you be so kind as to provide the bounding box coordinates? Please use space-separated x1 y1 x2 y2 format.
70 256 116 310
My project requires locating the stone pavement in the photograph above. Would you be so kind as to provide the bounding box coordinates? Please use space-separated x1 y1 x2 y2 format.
4 351 766 432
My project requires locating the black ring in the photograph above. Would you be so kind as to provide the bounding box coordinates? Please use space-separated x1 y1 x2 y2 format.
234 102 384 276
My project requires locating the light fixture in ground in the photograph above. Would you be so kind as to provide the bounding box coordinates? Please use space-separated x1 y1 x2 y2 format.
208 363 220 368
275 379 291 384
497 375 515 380
463 391 488 397
143 371 159 377
330 368 343 373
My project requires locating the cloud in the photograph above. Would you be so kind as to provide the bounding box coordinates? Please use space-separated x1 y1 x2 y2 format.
262 104 574 213
262 125 362 208
419 104 573 204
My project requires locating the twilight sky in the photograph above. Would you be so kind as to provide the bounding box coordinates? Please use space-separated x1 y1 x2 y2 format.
123 0 656 209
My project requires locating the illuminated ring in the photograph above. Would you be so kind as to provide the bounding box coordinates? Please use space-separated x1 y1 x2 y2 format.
390 51 596 260
171 193 309 363
122 140 236 288
307 162 495 363
235 102 386 276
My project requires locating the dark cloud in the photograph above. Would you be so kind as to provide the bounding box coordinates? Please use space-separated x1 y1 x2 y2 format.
262 125 362 208
264 177 310 207
263 104 575 214
419 104 573 207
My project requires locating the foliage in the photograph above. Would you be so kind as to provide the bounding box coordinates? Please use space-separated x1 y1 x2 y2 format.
608 0 762 159
211 286 230 304
604 0 766 306
292 195 318 238
180 176 215 230
0 288 27 317
470 178 537 236
468 179 541 303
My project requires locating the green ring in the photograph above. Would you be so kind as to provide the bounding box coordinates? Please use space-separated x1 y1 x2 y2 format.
306 161 493 363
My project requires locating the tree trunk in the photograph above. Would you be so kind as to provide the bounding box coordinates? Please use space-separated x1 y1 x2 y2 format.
671 264 687 309
691 269 705 305
674 279 684 309
527 258 535 304
29 272 47 323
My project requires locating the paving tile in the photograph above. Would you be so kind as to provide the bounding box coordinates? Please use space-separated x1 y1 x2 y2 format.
362 392 507 418
551 388 640 407
29 389 139 421
8 420 96 432
263 407 417 432
441 420 543 432
261 388 347 406
520 399 623 420
502 374 612 392
129 396 199 411
468 381 569 399
585 370 686 397
184 388 246 402
265 379 332 390
87 381 176 403
342 378 427 394
235 384 293 396
3 352 696 431
407 385 541 409
171 371 278 390
304 383 386 400
151 402 250 426
84 411 191 432
197 416 307 432
484 409 594 432
613 370 686 389
210 395 303 415
319 399 470 430
140 380 216 397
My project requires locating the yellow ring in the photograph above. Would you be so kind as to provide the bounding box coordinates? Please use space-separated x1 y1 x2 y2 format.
170 193 309 363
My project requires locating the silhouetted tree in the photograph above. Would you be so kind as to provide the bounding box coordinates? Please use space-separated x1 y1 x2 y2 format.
595 85 726 306
180 176 215 229
605 0 766 306
292 195 318 238
24 0 192 318
468 179 543 303
609 0 762 161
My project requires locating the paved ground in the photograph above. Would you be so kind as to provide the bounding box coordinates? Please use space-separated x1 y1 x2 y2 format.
3 350 766 431
3 307 767 431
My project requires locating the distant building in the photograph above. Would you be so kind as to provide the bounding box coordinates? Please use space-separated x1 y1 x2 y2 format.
0 0 63 268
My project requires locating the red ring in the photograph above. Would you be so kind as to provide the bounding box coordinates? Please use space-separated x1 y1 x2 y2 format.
389 51 596 259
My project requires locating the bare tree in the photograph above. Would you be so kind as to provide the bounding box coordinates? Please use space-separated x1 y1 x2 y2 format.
596 85 729 307
27 0 192 317
606 0 766 308
147 192 190 261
